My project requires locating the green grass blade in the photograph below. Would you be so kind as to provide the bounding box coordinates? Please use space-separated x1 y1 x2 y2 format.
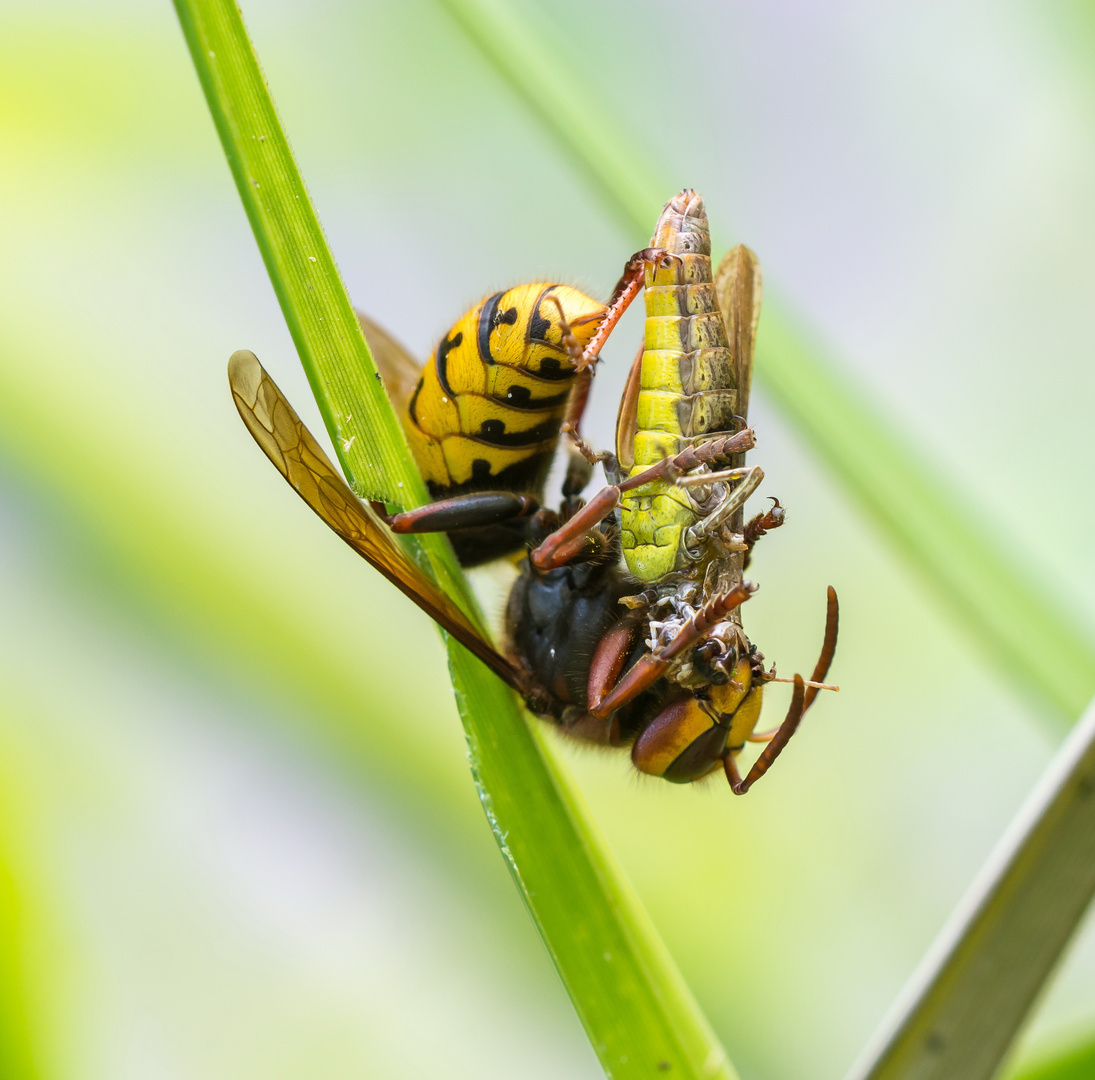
845 695 1095 1080
173 0 410 507
439 0 1095 725
174 1 739 1075
450 650 738 1078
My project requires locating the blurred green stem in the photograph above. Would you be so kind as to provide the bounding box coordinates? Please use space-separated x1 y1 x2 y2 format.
847 695 1095 1080
0 858 37 1080
1009 1032 1095 1080
0 745 40 1080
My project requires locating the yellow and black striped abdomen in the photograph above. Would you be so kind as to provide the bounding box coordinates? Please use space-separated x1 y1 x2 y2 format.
631 190 739 470
403 283 604 496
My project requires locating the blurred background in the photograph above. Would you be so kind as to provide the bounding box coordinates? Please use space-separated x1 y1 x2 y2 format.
1 1 1094 1077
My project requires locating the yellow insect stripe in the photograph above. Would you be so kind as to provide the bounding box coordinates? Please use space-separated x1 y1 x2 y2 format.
401 283 605 492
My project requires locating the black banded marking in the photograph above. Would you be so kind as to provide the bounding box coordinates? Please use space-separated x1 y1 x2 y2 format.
536 356 568 380
434 331 463 398
504 385 532 407
432 452 550 497
499 384 570 410
407 376 426 426
528 286 557 343
476 291 519 366
484 354 572 381
527 287 580 380
477 416 562 447
450 390 566 418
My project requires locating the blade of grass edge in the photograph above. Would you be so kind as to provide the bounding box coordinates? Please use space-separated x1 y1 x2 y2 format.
173 2 739 1076
844 695 1095 1080
174 0 409 509
450 651 738 1079
438 0 1095 725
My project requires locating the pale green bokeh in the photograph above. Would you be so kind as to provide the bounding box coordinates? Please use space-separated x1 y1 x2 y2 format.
1 2 1094 1079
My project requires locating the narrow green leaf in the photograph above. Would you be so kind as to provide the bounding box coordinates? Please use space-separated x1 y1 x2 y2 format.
174 0 410 507
845 695 1095 1080
439 0 1095 724
450 650 738 1078
174 0 470 619
174 1 739 1075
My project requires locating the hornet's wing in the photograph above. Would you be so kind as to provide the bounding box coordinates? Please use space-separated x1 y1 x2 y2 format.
227 349 523 690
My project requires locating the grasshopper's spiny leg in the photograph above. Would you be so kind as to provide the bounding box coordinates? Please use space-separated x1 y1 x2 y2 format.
743 498 786 569
685 466 765 548
615 428 757 495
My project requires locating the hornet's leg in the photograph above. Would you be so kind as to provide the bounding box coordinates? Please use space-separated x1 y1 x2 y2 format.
528 483 625 571
559 367 613 471
373 492 539 536
546 301 610 466
585 608 646 715
547 449 598 531
577 248 680 371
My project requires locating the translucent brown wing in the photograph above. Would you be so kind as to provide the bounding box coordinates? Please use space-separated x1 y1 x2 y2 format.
356 311 422 415
714 245 763 423
227 349 523 690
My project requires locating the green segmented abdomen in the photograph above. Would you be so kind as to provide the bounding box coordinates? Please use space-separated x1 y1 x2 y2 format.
620 190 741 582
